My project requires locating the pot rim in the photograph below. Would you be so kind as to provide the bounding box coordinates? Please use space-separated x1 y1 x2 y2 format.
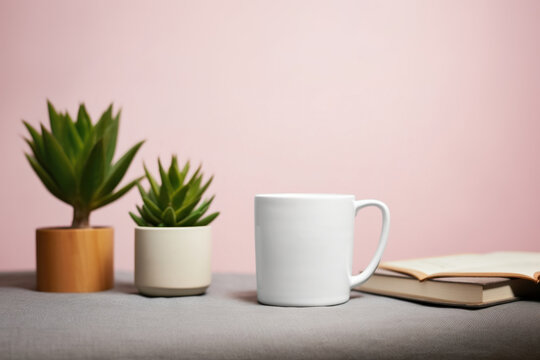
135 225 211 231
36 226 113 232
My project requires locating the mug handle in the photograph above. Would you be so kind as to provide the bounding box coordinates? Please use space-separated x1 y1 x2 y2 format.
349 199 390 288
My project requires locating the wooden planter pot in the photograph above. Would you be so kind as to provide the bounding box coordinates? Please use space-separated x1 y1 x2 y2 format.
36 227 114 292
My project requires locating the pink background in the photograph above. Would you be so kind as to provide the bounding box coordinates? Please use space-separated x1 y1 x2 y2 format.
1 1 539 273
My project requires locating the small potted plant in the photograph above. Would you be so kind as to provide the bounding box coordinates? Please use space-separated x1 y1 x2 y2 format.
130 156 219 296
23 101 144 292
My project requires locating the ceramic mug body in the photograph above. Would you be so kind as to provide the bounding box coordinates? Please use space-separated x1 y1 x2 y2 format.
255 194 390 307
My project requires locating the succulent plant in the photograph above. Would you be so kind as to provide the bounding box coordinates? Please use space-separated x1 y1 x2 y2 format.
23 101 144 228
130 156 219 227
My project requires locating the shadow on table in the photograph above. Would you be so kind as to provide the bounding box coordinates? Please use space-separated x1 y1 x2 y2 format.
355 289 540 310
112 281 138 294
231 290 258 304
230 290 365 305
0 271 36 290
0 271 138 294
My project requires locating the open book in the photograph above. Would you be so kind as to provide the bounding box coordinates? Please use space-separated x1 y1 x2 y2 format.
379 251 540 283
354 252 540 307
355 270 538 308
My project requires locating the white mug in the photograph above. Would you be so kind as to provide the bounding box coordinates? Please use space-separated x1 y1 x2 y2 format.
255 194 390 307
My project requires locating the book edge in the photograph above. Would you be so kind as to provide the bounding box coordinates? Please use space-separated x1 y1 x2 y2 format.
356 273 485 305
356 287 520 308
355 273 528 307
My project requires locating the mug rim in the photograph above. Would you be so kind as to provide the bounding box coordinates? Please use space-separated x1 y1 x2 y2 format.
255 193 354 199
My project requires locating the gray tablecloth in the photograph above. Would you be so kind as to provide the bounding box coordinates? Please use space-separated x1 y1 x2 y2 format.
1 272 539 359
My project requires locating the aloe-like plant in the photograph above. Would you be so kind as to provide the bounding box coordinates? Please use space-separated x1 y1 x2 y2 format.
130 156 219 227
23 101 144 228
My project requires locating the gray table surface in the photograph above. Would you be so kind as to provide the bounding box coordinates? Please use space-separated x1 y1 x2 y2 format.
1 272 539 360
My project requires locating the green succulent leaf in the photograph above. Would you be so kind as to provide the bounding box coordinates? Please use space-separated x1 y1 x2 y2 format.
103 110 119 167
93 177 142 210
129 212 148 227
143 163 160 200
94 104 113 140
158 158 172 208
171 186 189 209
198 176 214 199
98 140 144 197
176 209 203 226
23 101 143 228
47 101 63 140
168 155 181 189
187 174 203 198
139 205 160 226
130 156 218 227
137 182 161 212
174 194 202 221
25 153 70 204
162 206 176 226
24 138 39 159
196 195 215 216
195 212 220 226
41 125 77 200
148 190 158 203
23 121 46 163
76 104 92 140
186 164 202 186
178 160 190 185
80 139 106 204
142 196 162 219
24 138 45 173
158 181 170 209
64 113 83 161
74 128 96 177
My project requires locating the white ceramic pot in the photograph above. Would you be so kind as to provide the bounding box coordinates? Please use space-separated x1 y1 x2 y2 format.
135 226 212 296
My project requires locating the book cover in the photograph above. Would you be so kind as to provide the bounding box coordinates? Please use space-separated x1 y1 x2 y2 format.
355 269 540 308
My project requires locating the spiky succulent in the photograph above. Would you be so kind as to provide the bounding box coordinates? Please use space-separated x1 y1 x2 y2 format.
130 156 219 227
23 101 144 228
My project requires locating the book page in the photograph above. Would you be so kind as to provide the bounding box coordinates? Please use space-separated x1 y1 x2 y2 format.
380 252 540 282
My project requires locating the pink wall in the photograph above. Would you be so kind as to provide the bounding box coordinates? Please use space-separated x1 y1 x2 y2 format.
1 0 539 273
